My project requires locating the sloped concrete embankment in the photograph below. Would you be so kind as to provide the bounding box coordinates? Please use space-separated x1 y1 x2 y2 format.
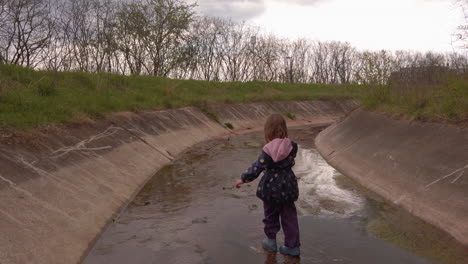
316 109 468 246
0 100 358 264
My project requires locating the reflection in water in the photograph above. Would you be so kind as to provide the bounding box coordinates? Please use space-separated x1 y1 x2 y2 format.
294 148 365 217
263 252 301 264
84 128 465 264
134 164 193 213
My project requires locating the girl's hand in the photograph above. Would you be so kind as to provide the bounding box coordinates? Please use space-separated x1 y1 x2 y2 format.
235 179 243 188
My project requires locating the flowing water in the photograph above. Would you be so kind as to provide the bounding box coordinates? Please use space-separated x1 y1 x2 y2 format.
83 127 467 264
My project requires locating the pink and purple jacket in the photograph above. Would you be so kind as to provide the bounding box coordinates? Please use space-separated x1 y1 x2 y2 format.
241 138 299 204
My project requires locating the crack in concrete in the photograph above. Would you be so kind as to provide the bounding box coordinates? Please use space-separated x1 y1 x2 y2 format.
0 208 25 226
124 127 174 161
425 164 468 188
51 126 121 158
451 170 465 184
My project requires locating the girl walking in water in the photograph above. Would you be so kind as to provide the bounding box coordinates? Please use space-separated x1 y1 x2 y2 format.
235 114 301 257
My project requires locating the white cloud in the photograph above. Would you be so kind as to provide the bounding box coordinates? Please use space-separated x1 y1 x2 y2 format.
195 0 462 51
251 0 462 51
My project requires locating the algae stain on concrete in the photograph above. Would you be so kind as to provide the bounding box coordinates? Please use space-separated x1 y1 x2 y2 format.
367 207 468 264
334 174 468 264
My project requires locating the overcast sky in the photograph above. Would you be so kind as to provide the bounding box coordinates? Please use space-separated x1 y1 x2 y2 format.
195 0 464 52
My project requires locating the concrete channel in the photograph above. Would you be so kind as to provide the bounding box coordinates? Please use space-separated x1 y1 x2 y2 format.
0 100 356 264
0 100 466 263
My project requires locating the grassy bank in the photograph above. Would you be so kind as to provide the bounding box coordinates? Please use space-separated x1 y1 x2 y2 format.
0 65 363 129
362 76 468 123
1 64 466 129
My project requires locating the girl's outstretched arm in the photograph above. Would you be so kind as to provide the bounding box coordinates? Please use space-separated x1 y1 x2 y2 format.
236 152 268 188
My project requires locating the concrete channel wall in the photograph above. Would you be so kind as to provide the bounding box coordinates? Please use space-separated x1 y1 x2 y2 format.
0 100 358 264
316 109 468 246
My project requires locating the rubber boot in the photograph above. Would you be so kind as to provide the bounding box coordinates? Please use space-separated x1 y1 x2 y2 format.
279 245 300 257
262 238 277 252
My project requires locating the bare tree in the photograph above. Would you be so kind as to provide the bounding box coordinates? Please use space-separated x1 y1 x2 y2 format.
0 0 8 63
453 0 468 52
311 42 331 84
115 1 149 74
183 16 226 80
0 0 466 84
89 0 117 72
64 0 120 72
448 51 468 71
66 0 94 71
40 0 73 71
251 34 282 82
217 21 256 81
355 50 394 85
142 0 196 76
0 0 53 67
328 41 356 84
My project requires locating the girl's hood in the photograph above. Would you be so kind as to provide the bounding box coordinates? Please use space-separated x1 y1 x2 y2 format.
263 138 293 163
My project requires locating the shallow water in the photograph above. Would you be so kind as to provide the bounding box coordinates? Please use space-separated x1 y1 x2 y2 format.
84 127 466 264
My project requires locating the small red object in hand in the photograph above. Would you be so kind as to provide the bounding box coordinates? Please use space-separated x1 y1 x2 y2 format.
235 179 243 188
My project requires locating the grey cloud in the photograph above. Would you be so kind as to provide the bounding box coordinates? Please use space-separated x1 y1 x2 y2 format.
195 0 327 21
196 0 267 21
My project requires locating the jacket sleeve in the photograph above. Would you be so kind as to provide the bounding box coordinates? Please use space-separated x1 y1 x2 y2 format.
291 142 298 158
241 152 268 183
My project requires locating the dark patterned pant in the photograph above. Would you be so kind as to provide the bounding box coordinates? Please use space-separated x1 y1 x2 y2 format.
263 202 301 248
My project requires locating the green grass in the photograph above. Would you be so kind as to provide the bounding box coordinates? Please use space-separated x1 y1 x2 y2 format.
362 77 468 123
1 64 466 130
0 64 364 129
285 112 297 120
224 123 234 129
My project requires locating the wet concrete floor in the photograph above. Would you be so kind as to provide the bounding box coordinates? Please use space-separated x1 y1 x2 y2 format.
84 126 467 264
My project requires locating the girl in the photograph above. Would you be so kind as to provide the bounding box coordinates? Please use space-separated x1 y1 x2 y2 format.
235 114 300 257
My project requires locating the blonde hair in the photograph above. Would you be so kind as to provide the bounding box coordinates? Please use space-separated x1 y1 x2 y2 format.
264 114 288 143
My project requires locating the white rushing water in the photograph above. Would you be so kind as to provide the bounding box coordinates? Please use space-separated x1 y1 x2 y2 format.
293 148 365 217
